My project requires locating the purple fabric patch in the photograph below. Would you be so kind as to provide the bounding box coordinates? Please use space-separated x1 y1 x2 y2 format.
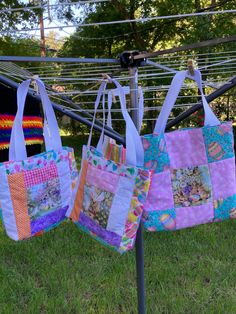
144 171 174 211
31 206 67 235
176 203 214 229
209 157 236 199
78 212 121 247
165 128 207 168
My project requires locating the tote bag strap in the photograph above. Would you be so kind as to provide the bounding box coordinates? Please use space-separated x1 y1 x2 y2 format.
87 79 144 167
9 78 62 161
106 86 144 133
153 69 220 134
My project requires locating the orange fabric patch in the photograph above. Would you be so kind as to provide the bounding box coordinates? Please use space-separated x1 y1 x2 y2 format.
8 172 31 240
70 160 88 222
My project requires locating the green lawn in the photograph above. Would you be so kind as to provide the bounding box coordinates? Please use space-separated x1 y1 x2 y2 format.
1 136 236 314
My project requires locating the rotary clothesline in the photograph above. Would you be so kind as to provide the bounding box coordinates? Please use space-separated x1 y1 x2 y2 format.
1 57 235 84
0 59 236 314
0 55 234 119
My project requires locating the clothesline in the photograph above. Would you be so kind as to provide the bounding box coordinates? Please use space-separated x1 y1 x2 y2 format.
26 60 236 77
0 0 108 14
10 9 236 32
22 50 236 72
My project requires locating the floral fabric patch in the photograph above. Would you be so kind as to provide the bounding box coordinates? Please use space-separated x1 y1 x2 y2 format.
27 178 61 220
83 183 114 228
171 165 212 207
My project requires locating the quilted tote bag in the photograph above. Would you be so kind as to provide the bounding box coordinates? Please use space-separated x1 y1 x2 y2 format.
0 78 78 240
142 69 236 231
66 79 151 253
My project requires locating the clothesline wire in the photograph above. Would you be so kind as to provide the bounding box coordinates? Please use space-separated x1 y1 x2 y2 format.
32 63 236 79
27 57 236 76
0 65 232 91
1 66 230 96
8 9 236 32
0 0 108 14
26 57 236 81
22 50 236 72
21 56 235 74
35 68 236 82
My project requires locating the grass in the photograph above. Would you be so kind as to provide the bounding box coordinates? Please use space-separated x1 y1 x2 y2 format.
1 136 236 314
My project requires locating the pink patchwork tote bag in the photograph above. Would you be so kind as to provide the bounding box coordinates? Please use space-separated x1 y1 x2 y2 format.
142 69 236 231
0 78 78 240
66 78 150 253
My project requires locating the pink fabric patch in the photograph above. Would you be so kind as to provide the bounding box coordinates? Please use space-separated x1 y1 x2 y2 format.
86 164 120 193
209 157 236 199
165 128 208 168
24 163 58 188
176 203 214 229
144 170 174 211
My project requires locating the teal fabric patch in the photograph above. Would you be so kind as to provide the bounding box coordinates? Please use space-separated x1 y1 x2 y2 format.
142 133 170 173
143 209 176 231
214 194 236 221
202 122 234 163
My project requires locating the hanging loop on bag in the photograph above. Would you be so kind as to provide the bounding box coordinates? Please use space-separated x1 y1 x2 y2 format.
105 86 144 133
153 69 220 134
87 78 144 167
9 78 62 161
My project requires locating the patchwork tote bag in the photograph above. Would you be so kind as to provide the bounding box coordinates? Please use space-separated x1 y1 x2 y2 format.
103 85 144 163
66 78 151 253
142 69 236 232
0 78 78 240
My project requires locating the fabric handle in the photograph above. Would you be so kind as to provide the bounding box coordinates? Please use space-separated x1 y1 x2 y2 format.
106 86 144 133
153 69 220 134
88 79 144 167
9 78 62 161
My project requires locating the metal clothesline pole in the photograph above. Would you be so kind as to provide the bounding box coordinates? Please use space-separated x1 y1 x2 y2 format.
129 67 146 314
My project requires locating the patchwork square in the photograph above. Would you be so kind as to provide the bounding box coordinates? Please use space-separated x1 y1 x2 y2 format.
27 177 61 220
165 128 208 168
142 133 170 173
176 203 214 229
202 122 234 163
143 209 176 232
209 157 236 199
82 183 114 228
86 164 119 193
144 171 174 211
214 194 236 221
171 165 212 208
24 163 58 187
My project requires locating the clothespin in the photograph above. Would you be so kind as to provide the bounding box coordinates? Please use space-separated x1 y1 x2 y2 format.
31 75 39 94
187 59 195 76
101 73 113 83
